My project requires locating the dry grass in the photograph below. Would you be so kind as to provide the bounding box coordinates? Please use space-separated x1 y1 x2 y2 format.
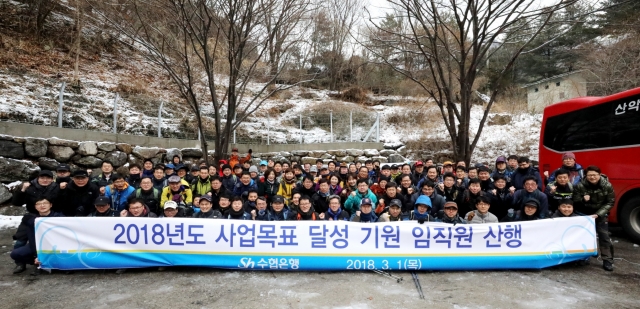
491 86 528 114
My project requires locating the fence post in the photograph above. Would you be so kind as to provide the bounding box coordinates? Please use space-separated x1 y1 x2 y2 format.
376 112 380 143
157 101 164 138
330 110 333 143
350 111 353 142
299 115 302 144
113 93 119 134
267 114 270 145
58 82 66 128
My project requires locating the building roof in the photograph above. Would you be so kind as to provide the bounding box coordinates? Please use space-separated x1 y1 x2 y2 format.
522 70 586 89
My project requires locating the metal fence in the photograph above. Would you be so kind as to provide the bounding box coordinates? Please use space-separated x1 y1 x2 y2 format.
0 80 380 144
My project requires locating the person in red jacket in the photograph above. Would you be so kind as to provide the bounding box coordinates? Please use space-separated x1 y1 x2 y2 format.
228 147 252 169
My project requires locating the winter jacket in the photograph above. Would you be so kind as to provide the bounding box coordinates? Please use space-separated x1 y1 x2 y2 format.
276 179 297 205
544 181 573 213
129 187 161 215
105 183 136 212
436 211 466 224
509 189 549 219
311 192 331 214
207 187 232 210
88 208 118 217
91 173 114 188
551 210 579 218
548 163 584 186
229 153 251 169
57 181 100 216
293 183 316 198
12 211 64 260
127 175 142 190
160 185 193 208
227 210 252 220
491 168 514 186
572 176 615 217
411 192 445 216
377 192 408 213
151 177 168 192
221 174 238 193
465 210 499 224
379 212 410 222
456 190 495 218
350 211 379 223
258 179 279 204
232 179 258 199
490 187 511 221
191 177 212 197
125 204 158 217
512 166 542 191
12 180 60 214
193 209 223 219
436 186 462 203
409 205 435 222
323 208 350 221
268 207 297 221
296 209 320 220
344 189 378 214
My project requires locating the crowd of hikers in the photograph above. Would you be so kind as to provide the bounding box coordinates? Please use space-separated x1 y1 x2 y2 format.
9 147 615 274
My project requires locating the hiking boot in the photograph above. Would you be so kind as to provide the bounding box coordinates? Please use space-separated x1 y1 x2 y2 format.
603 260 613 271
30 267 42 276
115 269 127 274
12 263 26 274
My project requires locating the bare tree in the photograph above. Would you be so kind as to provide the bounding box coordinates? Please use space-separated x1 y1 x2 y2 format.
365 0 577 163
92 0 311 162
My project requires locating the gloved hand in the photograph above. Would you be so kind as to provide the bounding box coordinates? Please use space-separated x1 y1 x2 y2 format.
417 218 425 224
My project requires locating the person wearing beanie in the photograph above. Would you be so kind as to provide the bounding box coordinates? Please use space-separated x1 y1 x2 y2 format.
220 164 237 191
491 156 514 185
248 165 260 182
409 195 434 223
437 201 465 224
350 198 378 223
379 199 409 222
142 159 155 177
503 199 540 222
57 169 101 216
545 152 584 186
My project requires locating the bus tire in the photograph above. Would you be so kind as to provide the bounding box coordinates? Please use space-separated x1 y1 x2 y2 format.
620 196 640 244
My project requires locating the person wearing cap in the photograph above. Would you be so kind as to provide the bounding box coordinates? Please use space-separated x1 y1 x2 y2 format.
318 165 331 182
344 179 378 215
91 161 115 194
437 201 465 224
13 170 60 215
142 159 155 177
389 164 401 181
160 175 193 210
322 195 350 221
410 195 434 222
88 196 118 217
185 165 199 184
379 199 409 222
55 164 71 185
308 165 318 179
128 176 161 215
517 199 541 221
192 196 222 219
412 161 426 184
232 171 258 199
160 201 182 218
545 152 584 186
491 156 513 185
508 175 549 219
259 160 268 176
120 198 157 218
442 161 455 175
573 165 615 271
163 163 176 177
176 165 192 184
350 198 378 223
266 195 295 221
171 155 184 172
465 195 499 224
229 147 252 169
411 180 445 217
512 156 542 191
191 165 212 197
58 169 100 216
127 163 143 189
104 173 136 212
11 197 64 275
220 164 238 192
338 162 349 182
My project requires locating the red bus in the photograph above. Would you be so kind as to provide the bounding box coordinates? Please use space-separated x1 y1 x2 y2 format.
539 87 640 242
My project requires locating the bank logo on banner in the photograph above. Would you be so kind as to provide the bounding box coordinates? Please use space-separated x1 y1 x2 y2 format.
35 217 597 271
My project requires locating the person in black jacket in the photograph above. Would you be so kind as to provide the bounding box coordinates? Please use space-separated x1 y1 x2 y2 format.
258 169 279 205
12 170 60 215
88 196 118 217
55 164 71 185
11 197 64 274
192 196 222 218
126 163 143 189
128 176 161 215
293 175 316 198
151 165 168 191
311 178 332 214
58 170 100 216
92 160 115 195
511 157 542 191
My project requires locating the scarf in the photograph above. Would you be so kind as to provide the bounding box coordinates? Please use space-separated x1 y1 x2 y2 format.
229 207 245 219
298 208 315 220
327 208 342 220
360 212 373 222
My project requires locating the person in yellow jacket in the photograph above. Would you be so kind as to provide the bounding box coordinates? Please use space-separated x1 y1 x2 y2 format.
160 175 193 210
276 168 298 206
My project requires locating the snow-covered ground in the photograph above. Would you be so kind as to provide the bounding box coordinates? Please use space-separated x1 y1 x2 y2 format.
0 216 22 230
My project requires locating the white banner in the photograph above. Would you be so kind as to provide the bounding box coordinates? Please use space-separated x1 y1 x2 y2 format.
35 217 597 270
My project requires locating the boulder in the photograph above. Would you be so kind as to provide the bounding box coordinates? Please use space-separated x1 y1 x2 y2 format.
132 146 161 159
346 149 364 157
306 151 315 158
0 140 25 159
153 153 165 164
292 150 308 156
301 157 318 165
24 138 48 157
279 151 292 158
49 137 79 148
313 150 327 157
0 157 40 182
327 150 347 157
97 142 116 152
397 146 407 156
388 154 407 163
379 149 397 157
105 151 128 167
38 157 60 171
371 156 388 163
290 156 301 163
0 134 13 141
96 152 106 160
77 142 98 156
355 156 368 163
12 137 25 143
251 158 262 166
181 148 203 158
337 156 354 163
128 154 140 166
488 114 512 126
116 143 133 154
47 146 75 162
320 153 333 160
363 149 380 157
74 156 103 167
0 184 12 204
166 148 182 161
383 142 404 150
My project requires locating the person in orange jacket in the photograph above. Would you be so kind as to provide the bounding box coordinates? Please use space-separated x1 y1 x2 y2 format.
229 147 252 169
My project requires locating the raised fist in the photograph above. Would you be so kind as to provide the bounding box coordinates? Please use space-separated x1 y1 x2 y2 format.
22 182 30 192
584 195 590 202
467 212 475 221
319 213 325 220
544 171 549 178
59 182 68 190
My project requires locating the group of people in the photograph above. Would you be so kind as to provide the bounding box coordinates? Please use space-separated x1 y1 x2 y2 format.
9 147 615 274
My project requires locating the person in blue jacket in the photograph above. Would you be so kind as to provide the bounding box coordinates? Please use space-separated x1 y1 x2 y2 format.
511 156 542 191
104 173 135 212
233 172 258 199
545 152 584 186
344 179 378 215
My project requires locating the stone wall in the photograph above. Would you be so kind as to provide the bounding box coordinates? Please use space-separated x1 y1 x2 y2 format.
0 134 409 203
